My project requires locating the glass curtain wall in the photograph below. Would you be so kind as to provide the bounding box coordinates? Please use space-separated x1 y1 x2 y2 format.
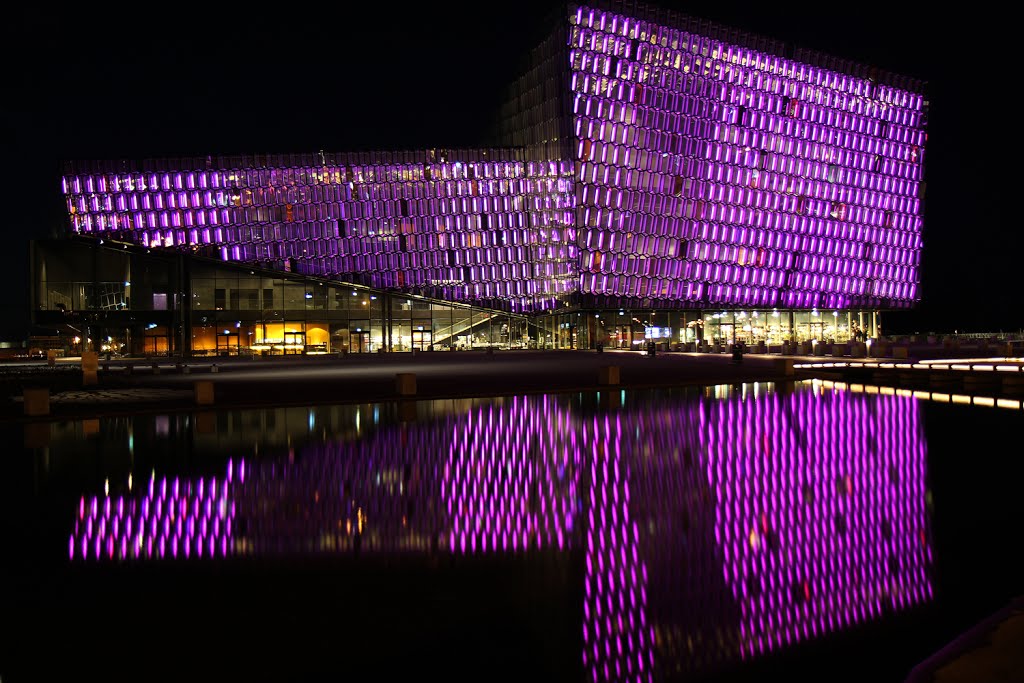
189 264 526 358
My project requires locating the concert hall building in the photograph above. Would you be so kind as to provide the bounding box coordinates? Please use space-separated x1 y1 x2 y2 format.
33 1 926 357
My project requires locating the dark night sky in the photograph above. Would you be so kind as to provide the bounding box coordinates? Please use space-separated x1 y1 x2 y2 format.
2 2 1014 339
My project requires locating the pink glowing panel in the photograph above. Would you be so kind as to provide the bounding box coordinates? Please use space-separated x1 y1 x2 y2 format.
442 395 580 553
697 389 932 658
68 470 237 562
59 4 925 314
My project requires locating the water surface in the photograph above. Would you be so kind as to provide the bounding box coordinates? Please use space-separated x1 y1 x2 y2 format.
2 381 1021 682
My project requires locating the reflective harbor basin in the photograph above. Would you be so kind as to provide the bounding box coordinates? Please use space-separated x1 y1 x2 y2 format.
2 381 1022 682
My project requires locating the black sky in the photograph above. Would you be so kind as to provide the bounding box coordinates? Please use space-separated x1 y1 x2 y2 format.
2 2 1014 339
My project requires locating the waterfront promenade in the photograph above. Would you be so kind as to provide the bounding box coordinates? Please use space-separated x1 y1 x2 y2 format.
6 343 1024 421
1 349 801 420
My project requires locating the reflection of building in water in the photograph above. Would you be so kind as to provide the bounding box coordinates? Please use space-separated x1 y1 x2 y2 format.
69 464 239 560
232 420 446 554
582 412 654 683
697 389 933 660
66 387 933 681
623 399 742 678
445 395 580 553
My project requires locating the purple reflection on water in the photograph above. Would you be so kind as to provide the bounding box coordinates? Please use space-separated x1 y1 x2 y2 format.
69 471 236 562
65 385 932 681
698 389 932 660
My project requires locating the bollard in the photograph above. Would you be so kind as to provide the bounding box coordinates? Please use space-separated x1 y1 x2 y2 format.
81 350 98 370
81 351 99 385
598 365 620 386
183 365 191 374
47 350 58 367
194 380 214 406
23 387 50 416
395 372 417 396
731 344 744 364
152 362 160 375
211 364 219 373
127 363 134 375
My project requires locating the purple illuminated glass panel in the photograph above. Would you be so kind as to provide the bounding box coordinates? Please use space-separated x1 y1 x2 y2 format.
60 154 575 313
569 5 925 310
59 7 925 313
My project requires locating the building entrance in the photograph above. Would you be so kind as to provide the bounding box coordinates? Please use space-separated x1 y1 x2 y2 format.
412 330 432 351
350 332 371 354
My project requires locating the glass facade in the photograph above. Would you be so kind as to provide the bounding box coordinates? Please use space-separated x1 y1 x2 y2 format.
32 239 529 357
54 3 926 342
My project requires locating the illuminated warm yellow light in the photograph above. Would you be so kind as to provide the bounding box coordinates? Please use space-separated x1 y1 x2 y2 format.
951 394 971 404
880 386 895 395
931 393 950 402
974 365 994 372
895 363 912 369
865 385 879 394
997 399 1022 410
896 389 912 397
996 365 1021 372
850 384 864 392
973 397 995 407
951 364 971 371
913 391 930 399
